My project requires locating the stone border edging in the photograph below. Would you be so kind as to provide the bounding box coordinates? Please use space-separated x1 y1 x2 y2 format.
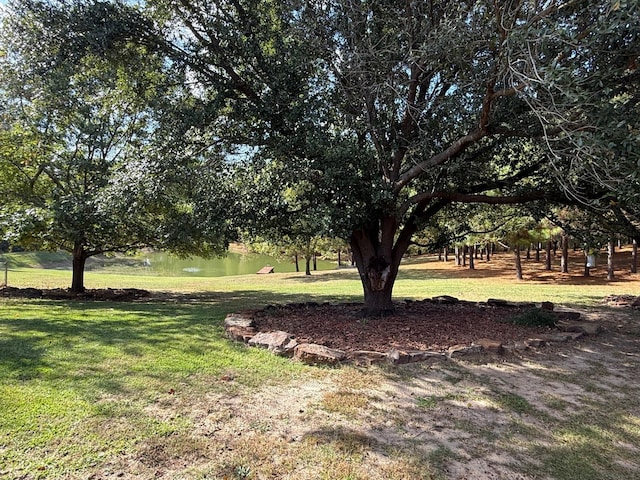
223 297 604 366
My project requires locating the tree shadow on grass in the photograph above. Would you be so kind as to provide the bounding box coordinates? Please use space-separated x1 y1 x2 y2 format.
278 269 360 283
0 289 361 397
370 318 640 479
398 263 638 284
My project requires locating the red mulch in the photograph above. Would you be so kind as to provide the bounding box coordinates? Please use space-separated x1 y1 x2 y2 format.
253 300 551 353
2 287 555 353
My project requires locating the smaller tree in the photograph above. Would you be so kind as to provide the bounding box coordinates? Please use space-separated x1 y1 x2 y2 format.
0 2 231 291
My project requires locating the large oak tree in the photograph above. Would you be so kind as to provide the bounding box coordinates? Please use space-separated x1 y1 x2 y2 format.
151 0 638 313
6 1 639 312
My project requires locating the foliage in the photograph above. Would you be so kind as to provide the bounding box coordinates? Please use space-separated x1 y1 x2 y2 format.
0 1 232 290
3 1 640 309
155 0 637 311
507 308 558 328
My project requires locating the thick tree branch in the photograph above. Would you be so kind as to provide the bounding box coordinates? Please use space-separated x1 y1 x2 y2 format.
394 128 486 194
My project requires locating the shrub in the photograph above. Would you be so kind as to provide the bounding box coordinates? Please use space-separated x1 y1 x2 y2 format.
507 308 557 328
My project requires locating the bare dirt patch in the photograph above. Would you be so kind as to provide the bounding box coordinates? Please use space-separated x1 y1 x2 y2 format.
94 305 640 480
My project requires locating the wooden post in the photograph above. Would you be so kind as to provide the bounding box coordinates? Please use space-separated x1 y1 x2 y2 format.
584 252 590 277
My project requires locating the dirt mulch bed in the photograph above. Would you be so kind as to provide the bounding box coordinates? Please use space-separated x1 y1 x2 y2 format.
252 300 553 353
0 286 151 301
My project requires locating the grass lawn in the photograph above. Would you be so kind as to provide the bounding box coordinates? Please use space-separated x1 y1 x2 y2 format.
1 250 639 479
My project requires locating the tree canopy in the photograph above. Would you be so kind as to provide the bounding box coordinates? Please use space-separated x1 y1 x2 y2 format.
0 0 233 291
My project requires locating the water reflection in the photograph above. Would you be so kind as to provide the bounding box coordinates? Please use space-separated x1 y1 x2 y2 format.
140 251 336 277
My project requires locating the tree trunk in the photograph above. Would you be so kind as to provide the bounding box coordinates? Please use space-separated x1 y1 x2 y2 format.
485 243 491 262
313 252 317 271
584 253 591 277
514 246 523 280
535 243 541 262
443 246 449 262
337 249 342 267
454 246 460 266
350 217 406 316
607 239 615 281
561 234 569 273
632 239 638 274
305 255 312 276
545 240 552 271
526 245 531 260
71 241 88 293
462 245 467 267
294 254 299 272
469 245 475 270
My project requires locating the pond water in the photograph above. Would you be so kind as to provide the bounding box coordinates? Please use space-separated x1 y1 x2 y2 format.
137 251 337 277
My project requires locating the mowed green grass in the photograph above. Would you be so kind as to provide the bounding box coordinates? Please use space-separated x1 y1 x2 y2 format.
3 248 638 304
1 251 639 478
0 297 316 478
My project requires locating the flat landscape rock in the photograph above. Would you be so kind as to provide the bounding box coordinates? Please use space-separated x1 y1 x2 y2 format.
431 295 459 304
537 333 573 343
387 349 446 365
472 338 503 353
447 344 483 358
558 322 604 336
348 350 389 366
294 343 346 365
224 313 256 328
487 298 508 307
553 310 582 320
248 331 297 355
225 326 256 343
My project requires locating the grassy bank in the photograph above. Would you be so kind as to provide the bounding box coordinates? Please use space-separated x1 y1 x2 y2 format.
2 249 638 306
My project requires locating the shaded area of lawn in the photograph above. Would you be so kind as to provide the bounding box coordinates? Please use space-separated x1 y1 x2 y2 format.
1 255 640 479
0 291 348 478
